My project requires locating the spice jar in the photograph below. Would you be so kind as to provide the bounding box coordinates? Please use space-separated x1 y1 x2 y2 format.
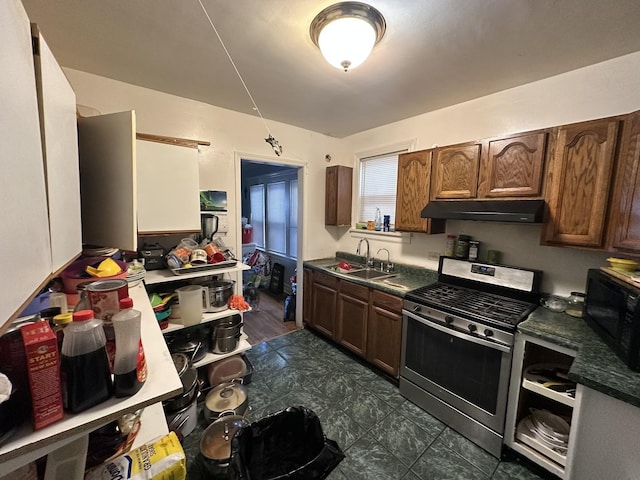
445 235 456 257
565 292 586 318
468 241 480 261
454 235 471 259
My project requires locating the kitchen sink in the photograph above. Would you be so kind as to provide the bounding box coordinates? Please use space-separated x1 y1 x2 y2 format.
326 262 366 273
345 269 397 280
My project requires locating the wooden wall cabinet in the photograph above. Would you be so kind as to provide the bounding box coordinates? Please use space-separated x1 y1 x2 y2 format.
542 117 619 248
431 142 482 199
477 131 548 198
607 110 640 253
303 268 313 326
395 150 445 234
325 165 352 226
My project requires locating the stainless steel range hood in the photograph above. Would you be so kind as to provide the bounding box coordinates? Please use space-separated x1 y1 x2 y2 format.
420 199 545 223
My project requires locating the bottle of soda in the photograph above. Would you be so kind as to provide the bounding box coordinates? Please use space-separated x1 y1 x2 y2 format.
111 298 147 397
61 310 113 413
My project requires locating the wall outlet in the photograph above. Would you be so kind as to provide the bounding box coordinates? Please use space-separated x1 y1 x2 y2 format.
427 251 441 261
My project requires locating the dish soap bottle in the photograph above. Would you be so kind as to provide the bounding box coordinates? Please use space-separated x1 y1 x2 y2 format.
111 297 147 397
374 208 382 231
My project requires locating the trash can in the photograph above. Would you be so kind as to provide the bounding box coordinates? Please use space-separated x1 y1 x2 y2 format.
229 406 344 480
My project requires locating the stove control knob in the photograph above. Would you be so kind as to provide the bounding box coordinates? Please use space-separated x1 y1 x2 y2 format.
412 305 422 313
484 329 494 338
445 316 454 325
468 324 477 333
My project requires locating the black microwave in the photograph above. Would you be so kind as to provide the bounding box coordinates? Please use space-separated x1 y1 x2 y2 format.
585 269 640 371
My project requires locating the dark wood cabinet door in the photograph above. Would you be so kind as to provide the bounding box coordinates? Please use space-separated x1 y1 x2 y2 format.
367 291 403 378
478 132 547 198
311 272 338 338
431 143 481 199
302 268 313 326
395 150 445 234
542 117 619 247
608 110 640 253
325 165 352 226
336 282 369 357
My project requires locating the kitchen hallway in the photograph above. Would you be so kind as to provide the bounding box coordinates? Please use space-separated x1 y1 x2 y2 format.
184 328 556 479
242 290 298 345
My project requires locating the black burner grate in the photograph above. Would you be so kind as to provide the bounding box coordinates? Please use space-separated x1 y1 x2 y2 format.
406 282 536 327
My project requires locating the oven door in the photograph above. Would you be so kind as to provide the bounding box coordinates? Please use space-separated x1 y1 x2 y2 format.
400 309 513 434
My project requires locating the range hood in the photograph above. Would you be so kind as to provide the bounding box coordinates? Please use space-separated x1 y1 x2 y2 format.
420 199 545 223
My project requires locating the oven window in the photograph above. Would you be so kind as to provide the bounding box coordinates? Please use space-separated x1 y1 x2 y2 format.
405 317 501 414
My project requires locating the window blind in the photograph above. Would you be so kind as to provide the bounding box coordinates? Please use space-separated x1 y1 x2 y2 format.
358 154 399 224
249 184 265 247
267 181 287 255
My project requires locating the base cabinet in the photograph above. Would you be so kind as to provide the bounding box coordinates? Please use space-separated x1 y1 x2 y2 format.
306 271 403 378
505 334 577 479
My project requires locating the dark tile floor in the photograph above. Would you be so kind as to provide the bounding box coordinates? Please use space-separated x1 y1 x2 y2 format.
182 329 556 479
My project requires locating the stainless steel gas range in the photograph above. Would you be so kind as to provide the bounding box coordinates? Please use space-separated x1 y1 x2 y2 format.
400 257 541 457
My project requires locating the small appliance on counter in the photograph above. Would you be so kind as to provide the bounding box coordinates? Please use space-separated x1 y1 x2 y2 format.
138 243 166 271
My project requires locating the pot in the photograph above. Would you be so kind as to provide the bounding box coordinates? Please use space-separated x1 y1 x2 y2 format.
203 382 249 424
165 391 198 440
211 333 241 354
212 314 242 337
164 354 199 413
199 414 248 477
202 280 235 313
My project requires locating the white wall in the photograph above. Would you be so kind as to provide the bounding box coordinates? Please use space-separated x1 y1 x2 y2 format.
66 50 640 296
340 51 640 295
64 68 348 265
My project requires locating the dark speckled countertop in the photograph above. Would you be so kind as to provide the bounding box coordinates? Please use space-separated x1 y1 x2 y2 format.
519 308 640 409
303 251 439 297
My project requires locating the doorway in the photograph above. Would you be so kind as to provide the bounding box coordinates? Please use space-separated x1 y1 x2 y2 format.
239 158 302 344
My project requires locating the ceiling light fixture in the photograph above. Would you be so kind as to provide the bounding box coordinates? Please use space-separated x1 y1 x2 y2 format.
310 2 386 72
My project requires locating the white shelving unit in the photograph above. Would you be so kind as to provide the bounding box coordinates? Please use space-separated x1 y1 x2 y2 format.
146 263 252 369
144 263 250 285
0 283 182 477
505 334 577 479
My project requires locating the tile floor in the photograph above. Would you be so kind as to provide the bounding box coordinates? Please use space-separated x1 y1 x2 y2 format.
183 329 557 479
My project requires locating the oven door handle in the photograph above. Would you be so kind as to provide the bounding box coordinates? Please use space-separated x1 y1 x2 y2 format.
403 310 511 353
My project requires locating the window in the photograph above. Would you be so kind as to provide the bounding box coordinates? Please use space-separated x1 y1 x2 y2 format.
249 185 265 247
247 173 297 259
358 153 400 225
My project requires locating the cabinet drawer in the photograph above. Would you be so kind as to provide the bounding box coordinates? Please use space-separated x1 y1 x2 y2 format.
313 271 338 289
340 280 369 301
371 290 402 312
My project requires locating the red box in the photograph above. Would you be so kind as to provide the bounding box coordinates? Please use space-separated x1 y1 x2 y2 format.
21 322 64 430
242 226 253 244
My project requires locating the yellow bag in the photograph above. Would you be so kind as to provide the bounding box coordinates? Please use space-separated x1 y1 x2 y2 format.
85 432 185 480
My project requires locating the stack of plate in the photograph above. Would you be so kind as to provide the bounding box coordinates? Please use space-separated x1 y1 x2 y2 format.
517 408 569 463
126 260 146 287
83 245 120 258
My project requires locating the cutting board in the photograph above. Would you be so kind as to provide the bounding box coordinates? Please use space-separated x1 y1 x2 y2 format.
600 267 640 286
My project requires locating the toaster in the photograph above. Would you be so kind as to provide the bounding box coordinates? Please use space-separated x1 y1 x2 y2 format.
139 243 166 270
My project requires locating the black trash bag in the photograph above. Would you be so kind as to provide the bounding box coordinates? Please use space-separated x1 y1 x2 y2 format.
228 406 345 480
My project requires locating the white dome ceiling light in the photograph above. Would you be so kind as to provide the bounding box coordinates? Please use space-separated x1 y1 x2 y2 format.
310 2 386 72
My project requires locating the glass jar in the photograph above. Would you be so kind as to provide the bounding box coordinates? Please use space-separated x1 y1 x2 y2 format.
468 241 480 261
454 235 471 259
566 292 586 318
445 235 456 257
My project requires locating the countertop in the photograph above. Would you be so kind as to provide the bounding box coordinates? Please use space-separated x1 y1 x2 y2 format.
519 308 640 409
304 255 640 409
303 252 438 297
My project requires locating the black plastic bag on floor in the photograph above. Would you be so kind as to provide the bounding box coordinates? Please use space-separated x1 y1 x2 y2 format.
228 406 345 480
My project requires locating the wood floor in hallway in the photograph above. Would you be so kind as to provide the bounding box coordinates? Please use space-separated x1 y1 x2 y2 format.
242 290 298 345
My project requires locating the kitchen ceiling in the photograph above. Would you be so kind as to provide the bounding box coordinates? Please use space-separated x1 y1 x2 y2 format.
21 0 640 138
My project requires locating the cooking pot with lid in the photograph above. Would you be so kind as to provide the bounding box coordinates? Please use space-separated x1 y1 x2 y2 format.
202 280 235 313
164 353 200 413
199 413 248 477
203 381 249 423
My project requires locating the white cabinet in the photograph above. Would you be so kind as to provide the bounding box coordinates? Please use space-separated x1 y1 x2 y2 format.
32 25 82 274
505 334 577 479
136 139 200 234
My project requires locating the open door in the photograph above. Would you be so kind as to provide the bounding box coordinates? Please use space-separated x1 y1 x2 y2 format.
78 111 137 252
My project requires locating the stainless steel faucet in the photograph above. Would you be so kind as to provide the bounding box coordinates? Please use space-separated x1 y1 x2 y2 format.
356 238 374 267
377 248 394 272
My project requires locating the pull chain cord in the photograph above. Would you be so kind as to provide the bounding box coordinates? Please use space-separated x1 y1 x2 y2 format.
197 0 283 156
